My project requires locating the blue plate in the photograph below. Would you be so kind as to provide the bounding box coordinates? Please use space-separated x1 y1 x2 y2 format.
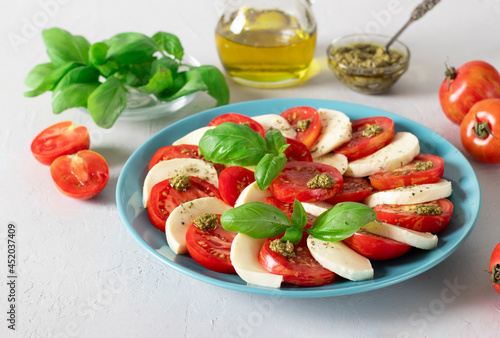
116 98 481 298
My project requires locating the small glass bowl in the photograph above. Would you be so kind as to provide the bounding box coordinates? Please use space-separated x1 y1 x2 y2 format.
327 34 410 94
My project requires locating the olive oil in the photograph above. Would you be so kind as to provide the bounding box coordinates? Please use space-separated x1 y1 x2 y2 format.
215 8 316 87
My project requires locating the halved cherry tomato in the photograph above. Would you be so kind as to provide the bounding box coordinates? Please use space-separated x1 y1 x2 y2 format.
326 177 373 205
280 106 322 149
373 199 453 233
50 150 108 199
264 196 317 229
343 230 411 261
148 177 221 232
208 113 266 138
185 214 237 274
218 166 255 206
258 235 336 286
283 138 313 162
369 153 444 191
31 121 90 165
334 116 394 161
269 161 343 203
489 242 500 294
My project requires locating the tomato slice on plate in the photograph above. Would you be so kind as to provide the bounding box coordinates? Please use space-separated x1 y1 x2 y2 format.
185 214 237 274
264 196 317 229
218 166 256 206
343 230 411 261
259 235 336 286
335 116 394 161
280 106 322 149
50 150 109 199
369 153 444 191
31 121 90 165
147 177 222 232
269 161 343 203
283 138 313 162
373 199 453 233
326 177 373 205
208 113 266 138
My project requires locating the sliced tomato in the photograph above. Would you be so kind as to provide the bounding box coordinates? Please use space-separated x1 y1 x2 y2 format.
185 214 237 274
283 138 313 162
326 177 373 205
258 235 336 286
280 106 322 149
373 199 453 233
334 116 394 161
147 177 221 232
343 230 411 261
264 196 317 229
50 150 108 199
31 121 90 165
218 166 255 206
208 113 266 138
269 161 343 203
369 153 444 191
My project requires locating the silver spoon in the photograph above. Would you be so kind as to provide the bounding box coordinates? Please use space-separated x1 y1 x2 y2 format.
384 0 441 53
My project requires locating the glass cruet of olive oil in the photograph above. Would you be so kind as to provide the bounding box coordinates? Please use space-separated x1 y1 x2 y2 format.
215 0 316 88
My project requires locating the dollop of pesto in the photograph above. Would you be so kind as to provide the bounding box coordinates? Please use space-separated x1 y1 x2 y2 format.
415 204 442 216
170 174 192 191
307 173 335 189
193 213 218 231
297 119 312 131
333 43 404 69
269 239 296 258
362 124 383 138
414 161 434 171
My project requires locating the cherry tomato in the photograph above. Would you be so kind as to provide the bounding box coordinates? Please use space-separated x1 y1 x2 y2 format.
208 113 266 138
49 150 108 199
264 196 317 229
343 230 411 261
460 98 500 163
218 166 255 206
185 214 237 274
489 242 500 294
147 177 222 232
335 116 394 161
280 106 322 149
373 199 453 233
269 161 344 203
31 121 90 165
258 235 337 286
369 153 444 191
439 60 500 124
326 177 373 205
283 138 313 162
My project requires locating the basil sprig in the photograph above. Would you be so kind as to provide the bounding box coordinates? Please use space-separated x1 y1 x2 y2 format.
199 124 289 190
221 200 377 244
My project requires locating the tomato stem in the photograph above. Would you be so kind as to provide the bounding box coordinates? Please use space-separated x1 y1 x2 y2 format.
444 62 457 90
472 117 496 140
491 263 500 285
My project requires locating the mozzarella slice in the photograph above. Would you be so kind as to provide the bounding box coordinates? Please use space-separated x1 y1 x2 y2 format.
362 221 438 250
234 181 272 207
310 108 352 158
313 153 348 174
165 197 232 254
301 201 333 217
307 236 374 281
172 126 214 146
230 233 283 288
363 179 452 208
252 114 297 139
143 158 218 207
344 132 420 177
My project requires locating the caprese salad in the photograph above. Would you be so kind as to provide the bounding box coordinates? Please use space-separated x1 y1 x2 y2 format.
141 106 453 288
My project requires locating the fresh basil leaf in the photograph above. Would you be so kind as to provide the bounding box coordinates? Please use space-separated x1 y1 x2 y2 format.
254 152 286 190
87 77 127 129
52 66 100 97
158 69 207 101
280 226 303 245
152 32 184 60
136 65 173 95
24 62 81 97
307 202 377 242
291 199 308 230
89 42 109 66
220 202 290 239
196 65 230 106
105 33 157 65
52 82 100 114
264 130 288 156
42 28 90 67
152 57 179 76
24 63 56 89
199 123 267 166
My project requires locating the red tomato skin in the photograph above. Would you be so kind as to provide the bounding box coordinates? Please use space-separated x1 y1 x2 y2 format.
31 121 90 165
460 98 500 163
283 138 313 162
335 116 394 161
258 235 337 286
50 150 109 199
326 177 373 204
489 242 500 294
208 113 266 138
185 215 237 274
369 153 444 191
343 230 411 261
280 106 322 149
264 196 317 229
439 61 500 124
373 199 453 234
218 166 256 206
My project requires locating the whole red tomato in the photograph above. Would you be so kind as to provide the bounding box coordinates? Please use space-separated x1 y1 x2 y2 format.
489 242 500 294
460 98 500 163
439 60 500 124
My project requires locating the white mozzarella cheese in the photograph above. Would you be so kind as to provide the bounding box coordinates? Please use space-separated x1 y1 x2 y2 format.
362 221 438 250
234 181 272 207
313 153 349 174
310 108 352 158
252 114 297 139
301 201 333 217
172 126 215 146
